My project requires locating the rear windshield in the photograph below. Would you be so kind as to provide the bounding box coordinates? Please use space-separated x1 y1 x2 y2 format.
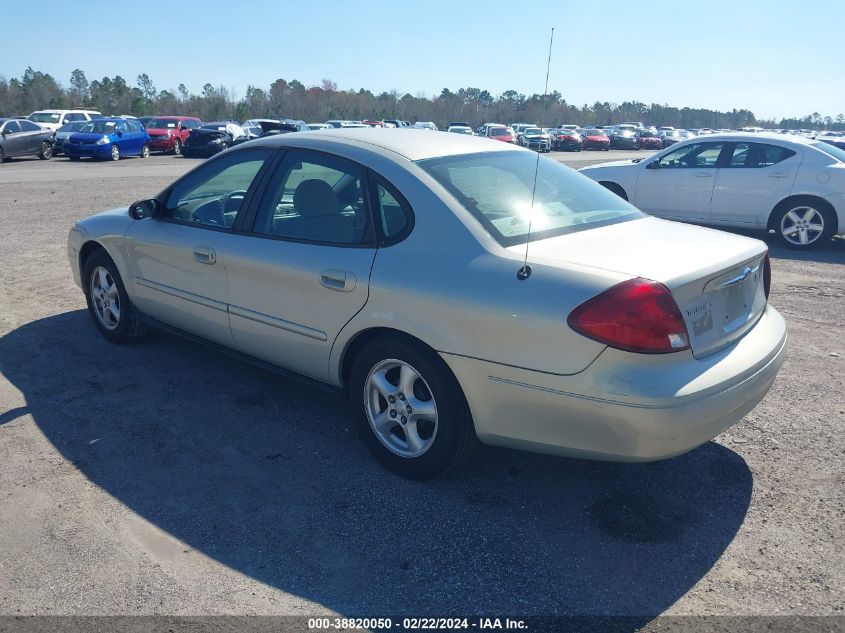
417 151 643 247
812 141 845 163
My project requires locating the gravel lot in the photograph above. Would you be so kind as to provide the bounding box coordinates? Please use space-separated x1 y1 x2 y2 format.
0 150 842 626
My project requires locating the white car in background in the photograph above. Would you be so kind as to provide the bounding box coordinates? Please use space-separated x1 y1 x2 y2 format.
579 133 845 249
28 109 102 132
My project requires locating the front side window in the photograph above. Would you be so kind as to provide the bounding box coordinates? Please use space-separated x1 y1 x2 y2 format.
253 151 372 245
655 142 725 168
418 151 643 247
164 148 273 228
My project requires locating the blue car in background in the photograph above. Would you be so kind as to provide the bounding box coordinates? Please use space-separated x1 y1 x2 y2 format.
64 118 151 161
53 121 88 155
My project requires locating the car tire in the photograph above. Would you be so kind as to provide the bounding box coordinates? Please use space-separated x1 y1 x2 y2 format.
220 141 228 152
600 181 629 201
82 248 147 344
172 139 182 155
140 144 150 159
349 334 477 479
772 197 836 250
110 145 120 161
38 141 53 160
0 147 4 163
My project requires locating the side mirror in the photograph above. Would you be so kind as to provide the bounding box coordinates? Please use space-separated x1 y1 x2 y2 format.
115 130 123 137
128 198 160 220
645 161 659 170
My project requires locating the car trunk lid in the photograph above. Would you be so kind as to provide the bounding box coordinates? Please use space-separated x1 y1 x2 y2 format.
510 216 769 358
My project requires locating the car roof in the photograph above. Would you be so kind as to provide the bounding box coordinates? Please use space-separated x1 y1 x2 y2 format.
688 132 816 145
249 127 522 161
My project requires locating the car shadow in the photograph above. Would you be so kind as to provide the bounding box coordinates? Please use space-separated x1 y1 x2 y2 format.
0 311 753 624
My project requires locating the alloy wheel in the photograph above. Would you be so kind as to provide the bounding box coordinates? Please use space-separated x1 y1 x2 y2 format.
780 206 825 246
89 266 121 330
364 359 438 458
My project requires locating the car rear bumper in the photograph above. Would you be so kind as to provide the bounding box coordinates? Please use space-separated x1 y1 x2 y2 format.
441 305 786 462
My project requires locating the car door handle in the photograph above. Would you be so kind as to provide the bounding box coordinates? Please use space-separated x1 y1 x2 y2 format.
693 172 713 178
192 247 217 265
320 269 356 292
768 172 790 178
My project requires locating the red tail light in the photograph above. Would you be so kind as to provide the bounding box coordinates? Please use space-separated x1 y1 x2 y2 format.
763 253 771 299
567 278 690 354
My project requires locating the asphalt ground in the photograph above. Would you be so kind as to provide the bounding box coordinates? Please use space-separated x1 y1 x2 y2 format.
0 148 842 628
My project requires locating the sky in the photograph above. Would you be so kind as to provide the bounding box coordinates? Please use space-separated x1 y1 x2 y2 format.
2 0 843 121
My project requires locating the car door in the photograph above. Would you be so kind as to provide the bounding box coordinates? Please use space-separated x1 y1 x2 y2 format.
224 149 378 382
710 142 801 227
1 121 25 156
123 147 277 346
18 120 46 154
634 141 727 221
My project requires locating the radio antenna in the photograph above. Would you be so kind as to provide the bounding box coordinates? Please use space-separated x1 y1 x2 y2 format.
518 27 554 281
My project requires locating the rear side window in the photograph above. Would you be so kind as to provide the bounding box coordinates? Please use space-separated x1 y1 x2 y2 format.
3 121 21 133
372 179 412 242
728 142 796 168
19 120 41 132
252 150 373 246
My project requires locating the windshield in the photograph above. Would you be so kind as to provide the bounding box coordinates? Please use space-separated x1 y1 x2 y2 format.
524 128 542 135
417 151 643 247
584 129 604 135
147 118 179 129
80 120 117 134
449 127 473 134
58 122 86 133
489 127 509 136
29 112 61 123
812 141 845 163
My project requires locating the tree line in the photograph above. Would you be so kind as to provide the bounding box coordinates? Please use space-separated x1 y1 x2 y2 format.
2 67 843 132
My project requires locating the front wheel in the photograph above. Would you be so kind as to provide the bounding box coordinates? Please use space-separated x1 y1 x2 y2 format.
172 139 182 155
82 249 146 343
110 144 120 161
349 335 477 479
140 144 150 158
39 141 53 160
773 198 835 249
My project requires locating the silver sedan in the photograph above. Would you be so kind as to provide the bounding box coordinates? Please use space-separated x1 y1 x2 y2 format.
67 129 787 479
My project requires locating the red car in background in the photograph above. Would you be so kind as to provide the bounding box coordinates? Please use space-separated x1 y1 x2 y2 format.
144 116 202 155
636 130 663 149
580 129 611 150
486 125 516 143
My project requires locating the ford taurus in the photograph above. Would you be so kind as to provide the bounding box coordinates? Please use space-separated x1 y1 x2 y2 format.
67 129 787 479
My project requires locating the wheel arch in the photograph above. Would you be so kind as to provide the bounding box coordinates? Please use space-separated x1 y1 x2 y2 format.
598 181 629 201
338 327 449 397
768 194 838 233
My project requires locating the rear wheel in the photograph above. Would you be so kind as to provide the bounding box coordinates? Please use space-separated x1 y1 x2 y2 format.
172 139 182 155
349 335 477 479
38 141 53 160
110 145 120 161
140 144 150 158
773 197 835 249
82 249 146 343
0 147 4 163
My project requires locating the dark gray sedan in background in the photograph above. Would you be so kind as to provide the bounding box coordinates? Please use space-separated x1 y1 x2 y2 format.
0 117 54 162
